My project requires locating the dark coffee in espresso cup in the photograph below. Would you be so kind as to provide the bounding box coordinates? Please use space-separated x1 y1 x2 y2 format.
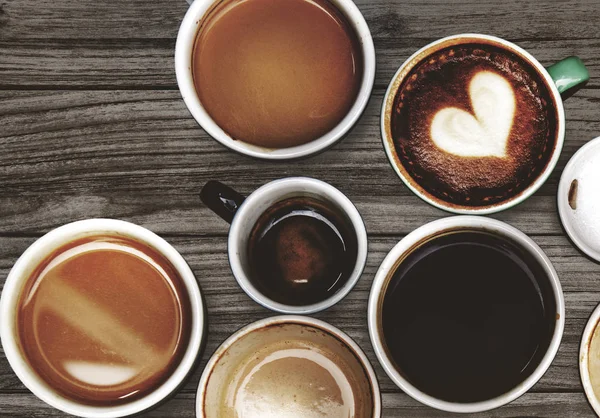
247 196 359 306
381 34 589 214
368 216 564 413
200 177 368 313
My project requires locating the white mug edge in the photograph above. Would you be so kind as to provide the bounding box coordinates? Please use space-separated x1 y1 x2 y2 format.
0 219 205 418
580 302 600 416
557 136 600 262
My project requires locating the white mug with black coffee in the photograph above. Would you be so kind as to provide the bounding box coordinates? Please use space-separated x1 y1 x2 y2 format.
381 34 589 214
368 216 565 413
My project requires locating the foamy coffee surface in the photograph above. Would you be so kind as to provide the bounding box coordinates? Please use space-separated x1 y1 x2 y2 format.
206 325 373 417
391 43 558 207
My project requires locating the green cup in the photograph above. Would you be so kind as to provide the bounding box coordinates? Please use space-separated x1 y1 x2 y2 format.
381 34 589 215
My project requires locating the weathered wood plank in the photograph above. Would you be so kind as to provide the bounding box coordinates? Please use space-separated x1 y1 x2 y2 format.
0 392 595 417
1 39 599 89
0 194 581 236
0 39 176 89
0 235 599 395
0 89 598 232
1 0 599 40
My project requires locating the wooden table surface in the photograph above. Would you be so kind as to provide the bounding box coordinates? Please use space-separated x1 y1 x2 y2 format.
1 0 600 416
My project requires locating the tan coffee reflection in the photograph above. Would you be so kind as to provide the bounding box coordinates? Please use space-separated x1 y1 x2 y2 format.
17 237 191 405
219 340 364 417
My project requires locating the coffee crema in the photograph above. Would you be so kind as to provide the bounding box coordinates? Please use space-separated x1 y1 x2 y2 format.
192 0 363 149
390 42 558 207
381 230 556 402
16 235 191 405
207 324 373 417
247 196 358 306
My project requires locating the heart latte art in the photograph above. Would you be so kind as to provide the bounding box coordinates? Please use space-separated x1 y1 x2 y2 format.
390 43 559 208
430 72 516 158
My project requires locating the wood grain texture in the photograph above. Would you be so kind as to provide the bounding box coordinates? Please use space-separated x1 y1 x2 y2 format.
1 0 599 40
1 0 600 416
1 39 600 89
0 236 598 399
0 392 594 417
0 88 599 237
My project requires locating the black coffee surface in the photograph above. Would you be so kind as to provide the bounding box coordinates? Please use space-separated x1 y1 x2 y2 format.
248 197 358 306
391 42 558 208
382 231 556 403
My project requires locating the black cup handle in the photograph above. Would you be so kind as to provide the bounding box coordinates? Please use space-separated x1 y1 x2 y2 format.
200 181 246 224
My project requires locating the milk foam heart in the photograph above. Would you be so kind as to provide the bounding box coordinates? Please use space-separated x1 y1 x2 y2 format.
430 71 516 158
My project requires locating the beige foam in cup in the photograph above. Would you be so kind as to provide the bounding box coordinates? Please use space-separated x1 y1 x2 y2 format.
580 302 600 415
197 316 381 418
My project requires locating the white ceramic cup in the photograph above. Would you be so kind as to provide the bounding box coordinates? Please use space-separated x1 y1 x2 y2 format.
579 302 600 416
0 219 206 418
557 136 600 262
200 177 368 314
381 34 589 214
196 315 382 417
175 0 376 160
368 216 565 413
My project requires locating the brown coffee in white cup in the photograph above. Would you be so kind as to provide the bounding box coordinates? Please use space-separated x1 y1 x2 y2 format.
0 219 205 418
197 316 381 417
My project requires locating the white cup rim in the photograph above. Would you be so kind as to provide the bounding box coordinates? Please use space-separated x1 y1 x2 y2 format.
380 33 566 214
0 219 206 418
367 216 565 413
174 0 376 160
580 301 600 415
228 177 368 314
557 136 600 262
196 315 382 417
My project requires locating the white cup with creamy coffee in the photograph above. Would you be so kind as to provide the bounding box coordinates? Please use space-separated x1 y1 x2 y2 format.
196 315 382 417
0 219 205 418
175 0 375 160
381 34 589 214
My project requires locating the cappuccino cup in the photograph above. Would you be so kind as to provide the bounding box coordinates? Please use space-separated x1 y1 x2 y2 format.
381 34 589 214
368 216 564 413
0 219 206 418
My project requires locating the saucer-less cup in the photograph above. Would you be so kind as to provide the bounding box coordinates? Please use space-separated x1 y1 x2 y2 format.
0 219 206 418
200 177 368 314
557 136 600 262
197 315 382 417
368 216 565 413
175 0 375 160
381 33 589 214
580 301 600 415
